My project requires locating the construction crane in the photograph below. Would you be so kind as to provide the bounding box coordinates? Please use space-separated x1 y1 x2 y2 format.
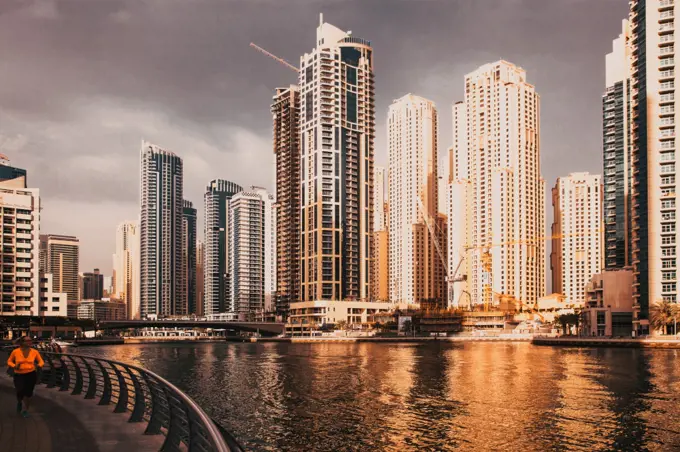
249 43 299 73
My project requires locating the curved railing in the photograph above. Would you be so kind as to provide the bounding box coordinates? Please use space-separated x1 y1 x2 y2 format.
5 346 241 452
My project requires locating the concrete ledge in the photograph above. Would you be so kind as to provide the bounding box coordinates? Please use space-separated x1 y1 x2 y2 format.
532 337 680 348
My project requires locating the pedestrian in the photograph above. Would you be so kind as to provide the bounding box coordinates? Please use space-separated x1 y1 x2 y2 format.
6 336 44 417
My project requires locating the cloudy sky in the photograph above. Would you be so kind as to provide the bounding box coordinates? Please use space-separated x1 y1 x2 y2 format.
1 0 629 274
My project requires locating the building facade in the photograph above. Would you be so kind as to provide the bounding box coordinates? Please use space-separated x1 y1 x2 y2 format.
39 273 67 317
182 200 197 315
388 94 446 305
551 173 603 305
299 16 375 302
604 19 634 270
451 61 546 307
0 175 41 316
77 300 127 321
139 141 184 319
40 234 79 316
203 179 242 315
113 221 140 319
629 0 679 334
229 187 276 318
372 166 389 301
272 85 301 319
582 268 634 337
81 268 104 300
196 239 204 317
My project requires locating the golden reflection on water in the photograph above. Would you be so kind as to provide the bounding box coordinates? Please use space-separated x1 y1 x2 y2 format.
80 342 680 452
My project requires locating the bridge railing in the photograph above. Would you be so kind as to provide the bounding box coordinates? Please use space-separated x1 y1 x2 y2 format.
5 346 240 452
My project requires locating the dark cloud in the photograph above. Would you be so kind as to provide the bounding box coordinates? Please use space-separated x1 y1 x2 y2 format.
0 0 629 270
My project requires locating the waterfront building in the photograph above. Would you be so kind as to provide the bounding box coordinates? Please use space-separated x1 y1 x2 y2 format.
77 299 127 321
388 94 447 306
581 268 634 337
603 19 634 270
0 174 41 316
40 234 79 316
139 141 184 319
81 268 104 300
113 221 140 320
551 173 603 305
299 15 375 302
229 187 276 319
204 179 242 315
450 61 546 307
183 200 197 315
196 239 204 317
272 85 301 319
628 0 679 334
286 300 396 333
39 273 67 317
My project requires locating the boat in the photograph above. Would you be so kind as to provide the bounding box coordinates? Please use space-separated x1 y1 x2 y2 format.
51 339 78 348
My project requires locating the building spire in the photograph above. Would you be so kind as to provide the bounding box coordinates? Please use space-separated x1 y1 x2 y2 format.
319 12 323 26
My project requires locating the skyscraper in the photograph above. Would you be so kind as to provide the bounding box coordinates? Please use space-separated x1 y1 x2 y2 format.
451 61 546 307
299 15 375 301
139 141 184 319
113 221 140 319
229 187 276 318
551 173 603 305
372 166 389 301
183 200 197 315
272 85 301 319
388 94 446 305
203 179 242 315
40 234 80 316
603 19 633 270
196 239 205 317
0 175 41 316
374 166 386 232
81 268 104 300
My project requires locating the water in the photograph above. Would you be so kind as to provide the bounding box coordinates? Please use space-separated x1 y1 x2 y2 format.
80 342 680 451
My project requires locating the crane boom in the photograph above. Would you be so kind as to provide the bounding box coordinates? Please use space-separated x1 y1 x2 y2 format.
250 43 299 73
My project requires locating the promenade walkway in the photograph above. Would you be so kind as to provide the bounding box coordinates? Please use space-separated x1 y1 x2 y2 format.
0 375 164 452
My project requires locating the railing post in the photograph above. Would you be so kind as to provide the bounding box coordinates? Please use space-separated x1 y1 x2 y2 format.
141 373 164 435
110 363 129 413
82 357 98 400
67 355 84 395
126 366 146 423
44 355 58 388
95 359 112 406
160 388 184 452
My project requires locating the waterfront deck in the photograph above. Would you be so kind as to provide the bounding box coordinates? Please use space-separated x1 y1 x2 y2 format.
0 375 164 452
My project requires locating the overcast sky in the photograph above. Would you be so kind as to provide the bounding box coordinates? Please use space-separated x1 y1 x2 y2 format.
1 0 629 275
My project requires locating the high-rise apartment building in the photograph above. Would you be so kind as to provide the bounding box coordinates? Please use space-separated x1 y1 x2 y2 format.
272 85 301 318
299 16 375 301
0 175 41 316
203 179 242 315
628 0 679 334
40 234 79 316
139 141 184 319
551 173 603 305
196 239 204 317
183 200 197 315
388 94 446 305
229 187 276 318
81 268 104 300
451 61 546 307
372 166 389 301
604 19 634 270
113 221 140 319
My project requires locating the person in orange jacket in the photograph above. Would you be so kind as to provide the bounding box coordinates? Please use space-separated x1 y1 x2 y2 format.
6 336 44 417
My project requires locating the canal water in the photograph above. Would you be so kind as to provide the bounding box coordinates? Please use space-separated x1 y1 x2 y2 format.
80 342 680 451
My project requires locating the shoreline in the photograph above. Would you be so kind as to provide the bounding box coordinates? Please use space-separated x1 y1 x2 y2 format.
533 337 680 349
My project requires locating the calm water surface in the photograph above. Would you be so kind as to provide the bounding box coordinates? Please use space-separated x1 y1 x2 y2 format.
80 342 680 451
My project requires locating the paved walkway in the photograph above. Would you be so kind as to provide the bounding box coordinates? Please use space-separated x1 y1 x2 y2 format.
0 375 165 452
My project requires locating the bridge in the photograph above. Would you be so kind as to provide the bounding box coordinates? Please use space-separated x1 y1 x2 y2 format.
96 320 285 336
0 348 243 451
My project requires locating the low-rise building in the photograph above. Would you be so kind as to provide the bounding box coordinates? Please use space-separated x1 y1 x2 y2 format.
581 268 634 337
287 300 396 333
39 273 67 317
77 299 126 321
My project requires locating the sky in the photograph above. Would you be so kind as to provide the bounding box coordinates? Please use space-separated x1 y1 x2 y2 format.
0 0 630 275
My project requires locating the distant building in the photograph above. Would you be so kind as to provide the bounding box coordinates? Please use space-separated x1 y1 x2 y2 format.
77 299 126 321
551 173 603 305
286 300 396 334
372 166 389 301
39 234 79 316
39 273 67 317
139 141 184 319
81 268 104 300
113 221 140 319
0 155 27 186
0 174 40 316
196 239 205 317
581 268 634 337
229 187 276 319
203 179 242 315
183 200 197 314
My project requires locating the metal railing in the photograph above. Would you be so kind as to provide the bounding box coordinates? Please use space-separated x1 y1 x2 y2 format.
5 346 241 452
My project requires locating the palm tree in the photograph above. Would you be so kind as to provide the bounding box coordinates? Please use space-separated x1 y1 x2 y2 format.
650 300 676 335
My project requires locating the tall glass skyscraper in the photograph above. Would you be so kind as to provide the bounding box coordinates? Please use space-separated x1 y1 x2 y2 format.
139 141 184 319
298 15 375 301
182 200 197 315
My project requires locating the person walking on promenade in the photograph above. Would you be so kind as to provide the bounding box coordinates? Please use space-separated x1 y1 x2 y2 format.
6 336 44 417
